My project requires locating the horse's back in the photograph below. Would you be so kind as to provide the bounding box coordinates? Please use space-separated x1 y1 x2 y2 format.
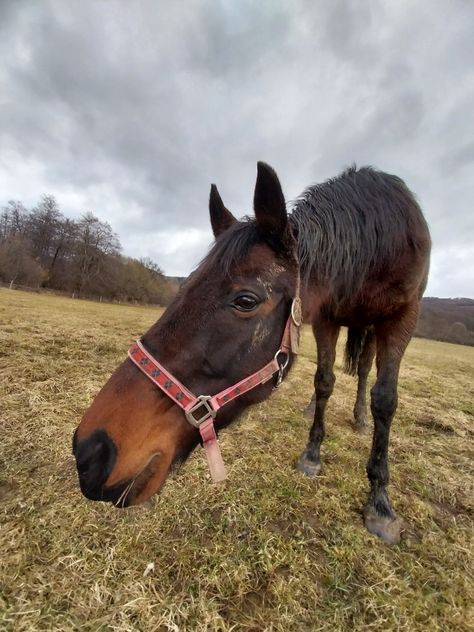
293 166 431 324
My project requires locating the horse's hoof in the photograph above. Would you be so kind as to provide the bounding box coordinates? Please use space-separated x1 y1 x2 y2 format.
296 457 321 477
364 505 403 545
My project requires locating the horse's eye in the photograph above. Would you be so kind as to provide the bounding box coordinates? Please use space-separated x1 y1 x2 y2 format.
231 293 260 312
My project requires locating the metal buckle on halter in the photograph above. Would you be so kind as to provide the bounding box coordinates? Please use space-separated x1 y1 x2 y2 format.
185 395 216 428
274 350 290 389
291 297 302 326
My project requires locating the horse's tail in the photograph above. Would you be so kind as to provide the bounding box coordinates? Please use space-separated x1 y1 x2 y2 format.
344 327 367 376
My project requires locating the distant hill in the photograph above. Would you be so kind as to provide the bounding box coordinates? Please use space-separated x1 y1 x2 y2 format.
415 297 474 346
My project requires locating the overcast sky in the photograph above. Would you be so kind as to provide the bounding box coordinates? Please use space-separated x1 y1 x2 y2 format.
1 1 473 297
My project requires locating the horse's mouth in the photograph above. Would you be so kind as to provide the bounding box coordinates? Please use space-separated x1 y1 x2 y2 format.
108 452 171 509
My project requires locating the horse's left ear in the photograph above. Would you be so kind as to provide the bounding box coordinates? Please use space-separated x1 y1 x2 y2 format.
253 162 287 240
209 184 237 238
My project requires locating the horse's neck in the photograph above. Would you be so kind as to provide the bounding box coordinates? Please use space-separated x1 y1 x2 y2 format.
299 281 331 324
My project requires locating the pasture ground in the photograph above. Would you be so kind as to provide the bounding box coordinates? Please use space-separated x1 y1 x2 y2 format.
0 288 473 631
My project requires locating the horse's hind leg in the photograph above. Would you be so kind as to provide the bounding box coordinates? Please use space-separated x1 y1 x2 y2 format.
353 327 376 433
364 305 418 544
297 318 340 477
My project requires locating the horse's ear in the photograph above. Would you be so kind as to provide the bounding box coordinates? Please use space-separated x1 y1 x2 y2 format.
253 161 287 240
209 184 236 238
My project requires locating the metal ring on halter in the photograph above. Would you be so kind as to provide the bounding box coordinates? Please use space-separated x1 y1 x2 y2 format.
185 395 216 428
291 297 302 327
274 349 290 370
274 350 289 388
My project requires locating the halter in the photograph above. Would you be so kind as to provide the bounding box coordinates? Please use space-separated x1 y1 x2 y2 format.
128 273 302 483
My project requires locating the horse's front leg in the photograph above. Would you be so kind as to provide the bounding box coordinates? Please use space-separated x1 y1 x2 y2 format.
297 319 340 477
364 305 418 544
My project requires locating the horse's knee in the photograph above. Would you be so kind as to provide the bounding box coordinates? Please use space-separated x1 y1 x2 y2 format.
370 382 397 423
315 369 335 400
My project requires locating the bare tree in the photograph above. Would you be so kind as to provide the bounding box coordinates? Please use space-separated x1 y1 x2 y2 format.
73 212 121 293
0 201 28 239
27 195 63 269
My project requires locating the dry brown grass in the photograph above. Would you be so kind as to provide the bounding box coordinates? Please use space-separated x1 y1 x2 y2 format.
1 287 473 631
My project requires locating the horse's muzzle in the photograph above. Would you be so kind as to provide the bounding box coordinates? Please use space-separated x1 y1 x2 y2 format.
73 429 130 505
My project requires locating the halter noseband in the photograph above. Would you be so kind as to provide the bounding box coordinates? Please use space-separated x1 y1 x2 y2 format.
128 282 302 483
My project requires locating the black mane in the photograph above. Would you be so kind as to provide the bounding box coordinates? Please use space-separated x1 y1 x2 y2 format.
291 165 429 300
202 166 429 302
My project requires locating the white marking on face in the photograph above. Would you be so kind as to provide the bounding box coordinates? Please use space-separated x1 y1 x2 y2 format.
256 264 285 298
251 321 271 349
267 263 285 276
256 276 272 298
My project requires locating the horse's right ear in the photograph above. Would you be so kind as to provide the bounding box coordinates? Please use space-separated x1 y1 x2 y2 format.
253 162 287 241
209 184 236 238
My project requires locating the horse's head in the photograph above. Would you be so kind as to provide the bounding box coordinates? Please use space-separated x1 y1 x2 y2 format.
73 163 299 506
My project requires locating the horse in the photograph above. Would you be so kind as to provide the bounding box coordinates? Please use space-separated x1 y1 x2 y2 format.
73 162 431 544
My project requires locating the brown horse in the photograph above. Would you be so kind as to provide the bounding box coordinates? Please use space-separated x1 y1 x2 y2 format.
73 162 430 544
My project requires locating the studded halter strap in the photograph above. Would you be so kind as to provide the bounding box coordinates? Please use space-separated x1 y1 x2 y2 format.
128 277 302 483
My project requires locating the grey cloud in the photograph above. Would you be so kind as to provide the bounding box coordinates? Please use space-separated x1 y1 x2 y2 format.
443 142 474 174
0 0 473 291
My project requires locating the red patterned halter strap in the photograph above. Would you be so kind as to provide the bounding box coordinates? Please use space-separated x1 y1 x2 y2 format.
128 295 302 483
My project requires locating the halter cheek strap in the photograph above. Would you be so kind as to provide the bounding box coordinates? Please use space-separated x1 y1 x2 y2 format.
128 296 302 483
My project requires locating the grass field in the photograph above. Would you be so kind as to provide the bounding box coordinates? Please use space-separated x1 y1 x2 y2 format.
1 288 473 631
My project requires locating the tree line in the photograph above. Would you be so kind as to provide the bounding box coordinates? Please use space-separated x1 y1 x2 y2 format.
0 195 178 305
3 197 472 346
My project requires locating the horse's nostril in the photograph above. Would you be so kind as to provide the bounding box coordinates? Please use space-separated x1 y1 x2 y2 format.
74 430 117 495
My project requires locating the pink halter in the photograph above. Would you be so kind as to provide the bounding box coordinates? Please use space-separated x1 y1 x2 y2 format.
128 296 302 483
